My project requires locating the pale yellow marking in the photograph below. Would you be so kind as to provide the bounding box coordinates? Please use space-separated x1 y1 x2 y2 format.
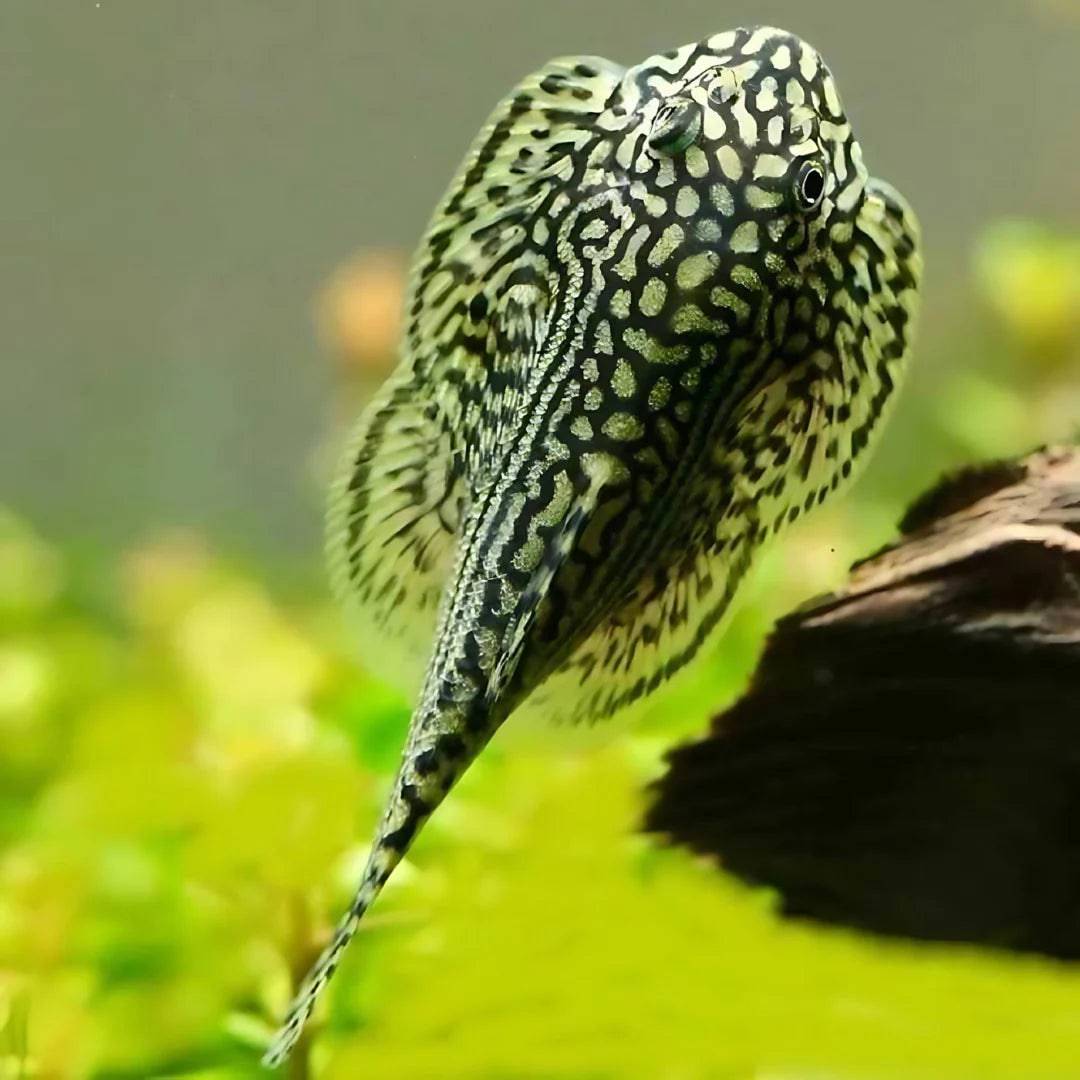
676 251 720 291
585 387 603 411
836 173 864 213
696 219 723 243
833 142 849 185
731 97 759 146
549 191 572 217
602 412 644 441
754 153 788 179
743 26 780 55
683 53 724 86
771 44 792 69
707 29 738 51
587 139 613 169
711 286 751 322
717 144 742 181
612 358 636 399
614 223 653 283
766 218 787 243
553 154 576 185
648 43 697 79
820 120 849 145
616 130 642 170
536 470 573 526
647 223 685 268
674 185 700 218
764 251 788 278
582 450 625 486
684 145 710 179
645 193 668 218
672 304 723 335
806 272 827 303
825 249 844 282
426 268 456 300
730 220 760 254
594 319 614 355
851 140 865 175
611 289 632 320
829 219 854 245
640 278 668 318
701 105 728 143
731 264 761 291
654 155 677 189
710 183 734 216
570 415 594 440
648 377 671 410
581 218 610 241
745 183 783 210
789 104 817 135
622 327 690 365
513 534 544 573
823 77 842 119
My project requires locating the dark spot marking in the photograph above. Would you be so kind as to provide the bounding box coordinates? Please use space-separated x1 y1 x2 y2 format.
437 733 467 760
469 293 488 322
414 749 440 776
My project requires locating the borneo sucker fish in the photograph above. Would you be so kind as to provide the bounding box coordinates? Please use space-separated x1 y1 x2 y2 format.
264 24 922 1064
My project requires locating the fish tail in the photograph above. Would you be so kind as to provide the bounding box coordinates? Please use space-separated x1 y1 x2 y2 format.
265 460 609 1065
261 839 401 1066
262 708 484 1068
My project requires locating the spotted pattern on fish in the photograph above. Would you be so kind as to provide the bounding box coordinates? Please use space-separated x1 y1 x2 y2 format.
264 25 921 1065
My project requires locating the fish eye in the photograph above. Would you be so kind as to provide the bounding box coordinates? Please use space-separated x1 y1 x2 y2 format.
648 98 701 156
794 159 826 211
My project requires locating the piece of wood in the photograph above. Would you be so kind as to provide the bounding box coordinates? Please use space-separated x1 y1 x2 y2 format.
646 447 1080 957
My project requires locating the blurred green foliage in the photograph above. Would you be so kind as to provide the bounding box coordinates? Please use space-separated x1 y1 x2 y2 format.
0 224 1078 1079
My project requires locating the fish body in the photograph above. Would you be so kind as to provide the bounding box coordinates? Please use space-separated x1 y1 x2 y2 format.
265 25 921 1064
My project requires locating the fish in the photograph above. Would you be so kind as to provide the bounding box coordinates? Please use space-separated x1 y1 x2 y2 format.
264 24 922 1065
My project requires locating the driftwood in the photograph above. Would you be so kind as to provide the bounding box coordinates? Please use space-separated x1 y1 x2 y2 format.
646 447 1080 958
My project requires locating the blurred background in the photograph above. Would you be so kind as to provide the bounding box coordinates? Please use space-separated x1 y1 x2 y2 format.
2 1 1079 1077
